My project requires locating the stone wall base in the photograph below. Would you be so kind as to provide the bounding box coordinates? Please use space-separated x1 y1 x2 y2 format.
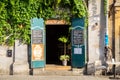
0 57 12 75
13 62 29 75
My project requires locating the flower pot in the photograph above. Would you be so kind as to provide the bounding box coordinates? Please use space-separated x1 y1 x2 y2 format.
62 60 67 66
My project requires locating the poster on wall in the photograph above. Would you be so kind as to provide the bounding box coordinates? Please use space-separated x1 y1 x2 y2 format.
32 44 44 61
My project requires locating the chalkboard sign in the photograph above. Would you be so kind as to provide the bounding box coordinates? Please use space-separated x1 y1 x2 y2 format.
72 30 84 45
32 30 43 44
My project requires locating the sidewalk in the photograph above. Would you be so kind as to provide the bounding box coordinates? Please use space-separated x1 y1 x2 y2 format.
0 75 110 80
0 65 119 80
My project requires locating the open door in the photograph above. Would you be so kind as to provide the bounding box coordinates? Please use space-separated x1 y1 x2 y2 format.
46 25 70 65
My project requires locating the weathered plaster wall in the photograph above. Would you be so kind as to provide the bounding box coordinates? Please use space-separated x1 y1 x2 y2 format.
0 40 29 75
13 40 29 75
0 46 13 74
88 0 106 62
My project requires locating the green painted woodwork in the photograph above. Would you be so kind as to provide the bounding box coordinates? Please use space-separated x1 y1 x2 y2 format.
31 18 45 68
71 18 85 68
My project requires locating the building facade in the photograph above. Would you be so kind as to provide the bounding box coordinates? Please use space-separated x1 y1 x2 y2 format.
0 0 120 75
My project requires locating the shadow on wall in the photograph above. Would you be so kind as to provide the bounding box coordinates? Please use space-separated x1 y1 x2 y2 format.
9 63 13 75
99 0 106 62
116 65 120 75
9 43 15 75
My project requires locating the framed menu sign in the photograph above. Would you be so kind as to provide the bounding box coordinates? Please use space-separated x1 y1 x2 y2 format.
32 30 43 44
72 30 84 45
31 18 45 68
71 18 85 68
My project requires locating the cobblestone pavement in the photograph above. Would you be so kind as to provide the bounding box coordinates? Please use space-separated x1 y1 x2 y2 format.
0 75 111 80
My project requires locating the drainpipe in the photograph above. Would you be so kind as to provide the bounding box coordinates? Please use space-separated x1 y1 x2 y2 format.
83 0 89 74
105 0 109 47
86 0 89 75
86 0 89 64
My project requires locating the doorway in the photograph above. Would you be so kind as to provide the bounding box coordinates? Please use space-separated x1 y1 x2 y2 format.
46 25 70 65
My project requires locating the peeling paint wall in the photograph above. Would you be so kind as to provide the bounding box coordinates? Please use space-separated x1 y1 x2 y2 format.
0 46 13 74
88 0 106 62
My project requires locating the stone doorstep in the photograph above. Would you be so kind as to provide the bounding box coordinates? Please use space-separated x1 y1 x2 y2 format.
13 62 29 75
45 65 71 71
32 65 71 75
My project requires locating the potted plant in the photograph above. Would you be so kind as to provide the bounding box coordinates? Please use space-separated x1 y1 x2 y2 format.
58 36 70 66
60 55 70 66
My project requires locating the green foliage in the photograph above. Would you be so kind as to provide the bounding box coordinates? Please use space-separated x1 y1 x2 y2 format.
104 0 107 15
58 36 68 55
0 0 87 46
58 36 68 44
72 0 86 17
60 55 70 61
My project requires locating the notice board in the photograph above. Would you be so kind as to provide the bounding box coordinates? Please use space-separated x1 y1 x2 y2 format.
31 18 45 68
71 18 85 68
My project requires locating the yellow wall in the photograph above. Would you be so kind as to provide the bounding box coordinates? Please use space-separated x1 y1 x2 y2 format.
108 0 120 61
115 7 120 61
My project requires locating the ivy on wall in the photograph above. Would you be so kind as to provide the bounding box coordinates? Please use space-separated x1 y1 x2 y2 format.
104 0 107 15
0 0 87 46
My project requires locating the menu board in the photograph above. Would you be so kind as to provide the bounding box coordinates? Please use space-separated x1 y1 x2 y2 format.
72 30 84 45
32 30 43 44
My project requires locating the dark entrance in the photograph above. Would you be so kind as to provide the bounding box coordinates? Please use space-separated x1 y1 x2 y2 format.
46 25 70 65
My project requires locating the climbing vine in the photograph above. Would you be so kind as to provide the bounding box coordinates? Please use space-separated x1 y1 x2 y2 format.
104 0 107 15
0 0 87 46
